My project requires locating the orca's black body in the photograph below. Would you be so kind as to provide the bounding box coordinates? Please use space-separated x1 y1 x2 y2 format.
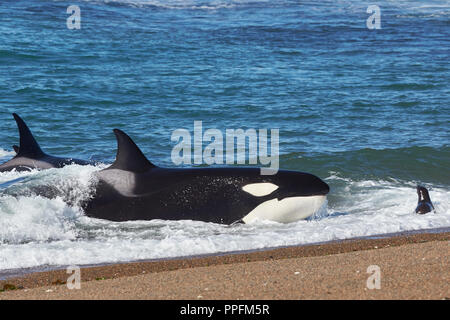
0 114 92 172
415 186 434 214
83 129 330 225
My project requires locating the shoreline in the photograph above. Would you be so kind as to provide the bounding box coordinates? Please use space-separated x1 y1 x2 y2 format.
2 226 449 282
1 227 449 297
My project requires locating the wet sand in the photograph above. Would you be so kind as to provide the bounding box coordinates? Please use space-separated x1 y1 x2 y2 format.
1 230 449 300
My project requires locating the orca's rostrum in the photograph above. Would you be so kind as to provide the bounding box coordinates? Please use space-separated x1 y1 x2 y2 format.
83 129 330 225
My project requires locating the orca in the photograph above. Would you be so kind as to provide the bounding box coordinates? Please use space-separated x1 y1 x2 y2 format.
415 186 434 214
0 113 92 172
83 129 330 224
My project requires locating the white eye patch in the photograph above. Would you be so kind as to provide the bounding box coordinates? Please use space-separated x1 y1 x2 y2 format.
242 183 279 197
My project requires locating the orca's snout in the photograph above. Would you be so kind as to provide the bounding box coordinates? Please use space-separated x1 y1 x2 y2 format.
320 179 330 195
315 177 330 195
290 172 330 197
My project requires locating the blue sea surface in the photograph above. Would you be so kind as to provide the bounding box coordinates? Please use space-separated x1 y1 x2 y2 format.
0 0 448 273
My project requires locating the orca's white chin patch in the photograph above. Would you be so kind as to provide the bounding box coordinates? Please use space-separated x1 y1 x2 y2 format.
242 195 327 224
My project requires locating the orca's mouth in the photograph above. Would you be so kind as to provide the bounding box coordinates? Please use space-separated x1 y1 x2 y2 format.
242 195 327 224
275 187 330 201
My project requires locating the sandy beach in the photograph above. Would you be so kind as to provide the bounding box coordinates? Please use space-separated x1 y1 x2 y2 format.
0 230 448 300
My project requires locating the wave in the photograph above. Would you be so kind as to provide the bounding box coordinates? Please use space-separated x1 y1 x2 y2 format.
0 149 15 160
63 0 270 10
0 165 99 244
75 0 450 11
281 146 450 186
0 161 448 271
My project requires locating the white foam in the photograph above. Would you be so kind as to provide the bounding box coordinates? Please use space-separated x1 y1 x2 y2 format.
0 148 15 160
0 195 79 244
0 171 448 271
0 165 99 245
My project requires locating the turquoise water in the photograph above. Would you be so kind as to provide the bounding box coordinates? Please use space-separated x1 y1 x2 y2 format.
0 0 449 272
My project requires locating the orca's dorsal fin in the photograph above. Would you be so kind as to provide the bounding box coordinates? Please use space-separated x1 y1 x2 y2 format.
13 113 45 158
109 129 156 173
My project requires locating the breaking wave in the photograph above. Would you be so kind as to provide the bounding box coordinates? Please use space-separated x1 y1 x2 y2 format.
0 165 448 272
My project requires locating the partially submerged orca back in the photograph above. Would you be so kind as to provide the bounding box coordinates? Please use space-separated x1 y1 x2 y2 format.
0 113 92 172
415 186 434 214
84 129 330 224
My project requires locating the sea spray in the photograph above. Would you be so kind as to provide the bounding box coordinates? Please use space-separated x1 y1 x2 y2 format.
0 175 448 271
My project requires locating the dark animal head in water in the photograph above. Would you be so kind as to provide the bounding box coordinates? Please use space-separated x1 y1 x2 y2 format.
415 185 434 214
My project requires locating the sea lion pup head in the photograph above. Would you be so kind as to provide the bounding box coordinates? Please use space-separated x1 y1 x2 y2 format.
415 185 435 214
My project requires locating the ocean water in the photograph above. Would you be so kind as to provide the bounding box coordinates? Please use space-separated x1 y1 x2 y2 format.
0 0 449 274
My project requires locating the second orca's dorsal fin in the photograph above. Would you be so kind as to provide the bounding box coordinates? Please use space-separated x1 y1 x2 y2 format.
109 129 156 173
13 113 45 158
12 145 19 154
